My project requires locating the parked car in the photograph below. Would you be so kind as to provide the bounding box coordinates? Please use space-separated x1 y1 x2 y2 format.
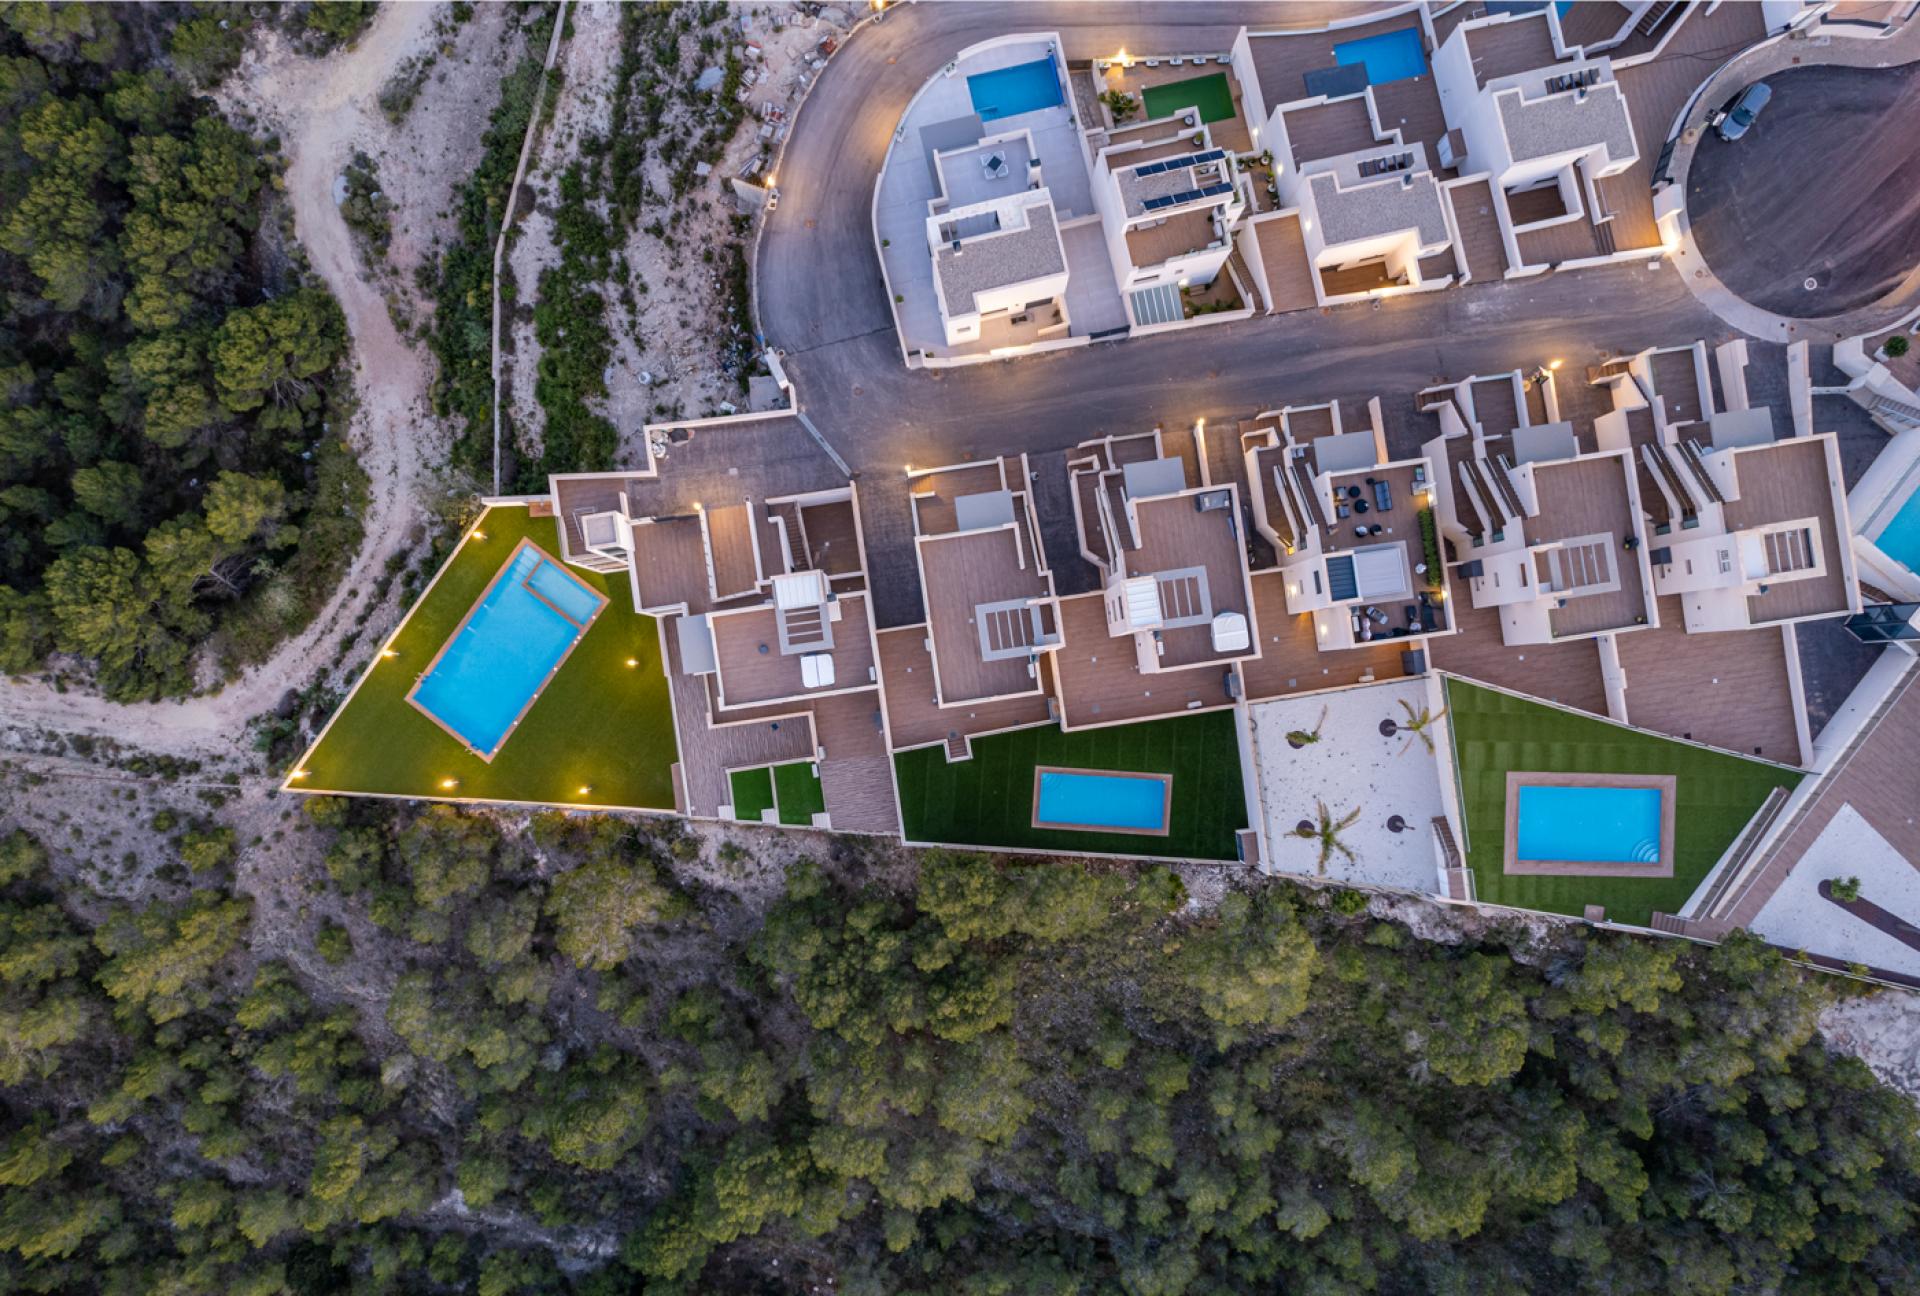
1714 82 1772 141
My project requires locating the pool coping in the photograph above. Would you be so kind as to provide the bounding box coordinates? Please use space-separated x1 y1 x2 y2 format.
1502 771 1677 877
404 536 610 763
1030 765 1173 836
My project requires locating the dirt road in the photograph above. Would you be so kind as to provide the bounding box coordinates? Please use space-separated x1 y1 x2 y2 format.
1 4 454 763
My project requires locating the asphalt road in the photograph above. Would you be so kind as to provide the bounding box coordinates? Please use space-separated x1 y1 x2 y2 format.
1687 64 1920 318
756 2 1737 628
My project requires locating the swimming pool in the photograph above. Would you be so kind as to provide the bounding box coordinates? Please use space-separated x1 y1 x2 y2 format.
1331 28 1428 86
1516 784 1663 864
408 540 607 759
1032 767 1171 835
1873 486 1920 574
967 56 1064 122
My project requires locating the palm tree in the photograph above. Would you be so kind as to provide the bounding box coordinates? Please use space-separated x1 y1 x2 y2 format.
1286 704 1329 749
1397 699 1448 755
1292 800 1361 875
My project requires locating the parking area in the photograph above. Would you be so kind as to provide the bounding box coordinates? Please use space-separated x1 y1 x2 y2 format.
1687 64 1920 317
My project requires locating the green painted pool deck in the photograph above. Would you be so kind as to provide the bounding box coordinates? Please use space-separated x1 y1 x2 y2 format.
291 507 679 810
1142 72 1236 125
896 711 1247 860
1447 680 1799 926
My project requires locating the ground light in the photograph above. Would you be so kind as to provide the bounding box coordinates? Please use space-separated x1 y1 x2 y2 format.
578 785 594 797
625 657 639 668
440 777 459 790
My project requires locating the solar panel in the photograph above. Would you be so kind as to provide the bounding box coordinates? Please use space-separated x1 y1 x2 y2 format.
1202 182 1233 197
1195 149 1226 164
1142 195 1173 211
1177 189 1203 204
1137 162 1165 177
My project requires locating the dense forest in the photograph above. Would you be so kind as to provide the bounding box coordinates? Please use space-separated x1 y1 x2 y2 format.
0 795 1913 1294
0 3 367 700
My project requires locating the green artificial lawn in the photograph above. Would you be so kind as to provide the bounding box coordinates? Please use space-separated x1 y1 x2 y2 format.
1447 680 1799 926
294 507 678 809
896 711 1247 860
730 767 776 822
772 761 826 826
1142 72 1236 125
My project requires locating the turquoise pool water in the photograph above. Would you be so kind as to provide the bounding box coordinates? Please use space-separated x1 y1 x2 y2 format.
1874 486 1920 573
1516 785 1662 864
1036 770 1168 832
1332 28 1428 85
411 545 602 758
968 56 1064 122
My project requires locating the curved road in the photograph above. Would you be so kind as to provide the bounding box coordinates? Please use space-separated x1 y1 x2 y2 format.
758 1 1729 627
1687 63 1920 318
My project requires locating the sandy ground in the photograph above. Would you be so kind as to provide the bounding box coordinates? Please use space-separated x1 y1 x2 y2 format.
1820 990 1920 1102
500 1 855 465
0 4 523 762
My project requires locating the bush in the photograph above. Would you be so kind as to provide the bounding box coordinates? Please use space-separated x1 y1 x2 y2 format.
1885 334 1910 359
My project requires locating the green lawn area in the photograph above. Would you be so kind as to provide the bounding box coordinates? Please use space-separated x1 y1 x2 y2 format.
1448 680 1799 926
727 761 823 825
1142 72 1236 125
772 761 825 825
895 711 1247 860
293 506 678 809
729 767 775 822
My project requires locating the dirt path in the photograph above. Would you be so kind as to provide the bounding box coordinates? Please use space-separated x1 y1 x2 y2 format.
0 5 464 763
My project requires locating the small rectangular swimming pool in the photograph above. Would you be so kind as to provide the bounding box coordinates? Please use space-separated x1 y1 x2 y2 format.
408 540 607 760
1032 767 1171 835
1331 28 1428 86
1516 784 1663 864
1873 486 1920 574
968 56 1064 122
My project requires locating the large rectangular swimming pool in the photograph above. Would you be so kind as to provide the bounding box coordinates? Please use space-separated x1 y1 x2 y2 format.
967 56 1064 122
1874 486 1920 574
1331 28 1428 86
1033 767 1171 834
1516 784 1663 864
408 540 607 759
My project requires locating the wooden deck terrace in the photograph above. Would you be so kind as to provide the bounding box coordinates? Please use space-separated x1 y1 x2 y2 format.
1126 489 1258 670
808 689 901 834
783 497 864 577
1317 463 1427 561
1429 584 1609 715
1125 207 1221 269
632 516 713 614
706 501 761 599
1471 375 1522 438
1446 180 1509 282
1513 213 1602 268
663 620 817 818
1465 13 1561 87
877 625 1056 752
710 593 877 711
1284 96 1379 168
554 473 647 557
910 461 1008 535
1321 261 1398 296
1723 439 1851 625
919 524 1055 705
1530 455 1653 638
1201 419 1276 569
1558 1 1633 53
1616 595 1804 763
1649 348 1704 423
1369 74 1450 165
1051 593 1236 729
1253 213 1317 312
1284 404 1337 441
1240 571 1414 700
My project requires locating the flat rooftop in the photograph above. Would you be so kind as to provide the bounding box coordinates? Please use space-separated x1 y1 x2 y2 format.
1497 79 1635 165
1721 438 1851 625
919 519 1054 705
1126 489 1255 669
1529 454 1650 637
1465 15 1561 88
710 592 877 711
1306 168 1448 249
934 196 1067 316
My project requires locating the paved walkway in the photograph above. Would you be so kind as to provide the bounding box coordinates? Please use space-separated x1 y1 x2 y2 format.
1667 20 1920 343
